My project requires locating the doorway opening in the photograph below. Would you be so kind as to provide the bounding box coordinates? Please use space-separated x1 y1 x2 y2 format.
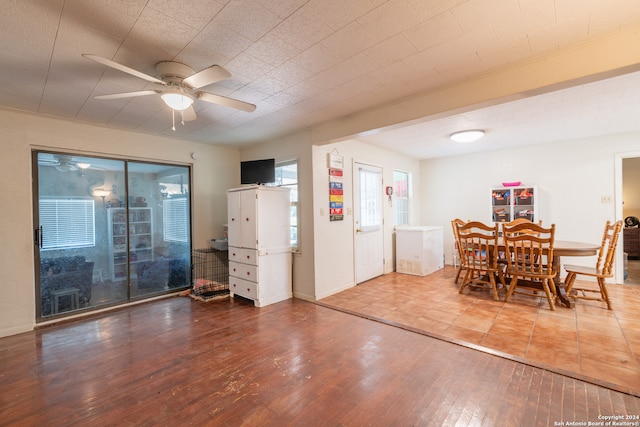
622 156 640 285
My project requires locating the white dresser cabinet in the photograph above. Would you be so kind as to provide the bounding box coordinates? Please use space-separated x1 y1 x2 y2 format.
227 185 291 307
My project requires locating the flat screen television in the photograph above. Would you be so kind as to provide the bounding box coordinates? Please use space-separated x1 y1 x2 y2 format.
240 158 275 184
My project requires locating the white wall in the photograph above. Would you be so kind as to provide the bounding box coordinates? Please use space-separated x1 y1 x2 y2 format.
420 132 640 282
0 109 238 337
240 134 420 301
312 139 421 299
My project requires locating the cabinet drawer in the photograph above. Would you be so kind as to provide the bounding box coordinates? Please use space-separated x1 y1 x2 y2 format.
229 246 242 262
229 261 259 282
229 276 258 300
240 248 257 264
228 247 258 264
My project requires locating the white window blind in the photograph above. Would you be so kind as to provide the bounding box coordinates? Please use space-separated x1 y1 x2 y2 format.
39 199 95 249
163 197 189 243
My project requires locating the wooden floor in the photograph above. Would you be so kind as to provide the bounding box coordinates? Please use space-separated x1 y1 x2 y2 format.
321 267 640 398
1 288 639 425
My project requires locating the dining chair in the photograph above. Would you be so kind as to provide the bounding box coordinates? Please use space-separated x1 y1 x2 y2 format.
502 222 557 310
455 220 505 301
497 218 543 271
451 218 467 284
564 220 623 310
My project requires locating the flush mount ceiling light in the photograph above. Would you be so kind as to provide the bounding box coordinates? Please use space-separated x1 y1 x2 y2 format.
449 129 485 143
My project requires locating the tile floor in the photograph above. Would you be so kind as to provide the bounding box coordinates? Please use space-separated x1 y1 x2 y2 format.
319 266 640 397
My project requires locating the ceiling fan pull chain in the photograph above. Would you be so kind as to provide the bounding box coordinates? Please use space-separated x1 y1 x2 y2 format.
181 109 185 127
172 109 176 131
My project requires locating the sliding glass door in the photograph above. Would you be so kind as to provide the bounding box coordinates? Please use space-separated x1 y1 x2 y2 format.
34 152 191 320
127 162 191 298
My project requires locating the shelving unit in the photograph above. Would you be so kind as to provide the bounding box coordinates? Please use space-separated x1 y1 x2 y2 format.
491 186 538 223
107 207 153 281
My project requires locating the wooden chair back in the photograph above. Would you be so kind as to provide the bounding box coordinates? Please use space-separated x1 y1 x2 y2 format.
596 220 623 277
501 218 543 236
563 220 622 310
457 221 499 268
502 218 539 226
451 218 466 253
451 218 467 283
502 222 555 275
501 222 557 309
498 218 542 264
455 220 504 301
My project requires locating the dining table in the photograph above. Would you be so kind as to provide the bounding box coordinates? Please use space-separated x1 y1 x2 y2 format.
491 239 600 308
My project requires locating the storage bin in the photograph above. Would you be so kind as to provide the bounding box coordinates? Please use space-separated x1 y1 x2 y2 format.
493 197 509 205
210 238 228 251
516 196 534 205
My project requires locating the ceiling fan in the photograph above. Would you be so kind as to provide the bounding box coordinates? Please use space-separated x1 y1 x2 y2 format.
83 54 256 129
38 154 86 172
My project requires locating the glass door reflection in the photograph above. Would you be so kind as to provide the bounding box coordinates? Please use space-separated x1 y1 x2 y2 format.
36 153 127 318
35 153 191 320
128 162 191 298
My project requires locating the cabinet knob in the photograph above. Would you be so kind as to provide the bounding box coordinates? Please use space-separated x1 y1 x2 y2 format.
246 272 250 276
247 288 250 292
233 268 236 272
233 283 236 288
245 217 250 221
231 218 235 222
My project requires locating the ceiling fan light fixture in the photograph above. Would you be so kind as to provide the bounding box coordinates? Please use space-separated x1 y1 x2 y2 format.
90 188 110 198
161 91 193 111
449 129 485 143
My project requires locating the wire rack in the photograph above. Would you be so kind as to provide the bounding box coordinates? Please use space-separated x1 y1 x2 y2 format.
190 248 229 299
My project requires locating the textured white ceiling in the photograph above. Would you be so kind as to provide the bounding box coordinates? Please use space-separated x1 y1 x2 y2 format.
2 0 640 156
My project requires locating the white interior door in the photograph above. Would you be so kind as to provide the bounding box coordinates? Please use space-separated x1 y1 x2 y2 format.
354 163 384 283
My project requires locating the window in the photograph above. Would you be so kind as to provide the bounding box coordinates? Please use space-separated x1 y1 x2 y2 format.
39 199 95 249
359 167 382 230
273 160 299 249
163 197 189 243
393 171 409 225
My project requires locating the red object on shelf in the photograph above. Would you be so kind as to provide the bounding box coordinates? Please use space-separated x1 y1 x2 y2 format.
502 181 521 187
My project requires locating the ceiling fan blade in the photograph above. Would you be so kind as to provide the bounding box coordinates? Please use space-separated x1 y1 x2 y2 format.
183 65 231 89
94 90 159 100
83 54 164 84
196 92 256 112
182 106 197 122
